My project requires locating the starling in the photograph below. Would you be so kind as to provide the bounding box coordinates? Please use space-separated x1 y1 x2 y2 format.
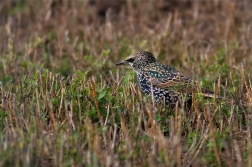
116 51 216 107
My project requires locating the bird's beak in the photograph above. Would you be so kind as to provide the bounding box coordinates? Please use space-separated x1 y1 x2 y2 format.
115 60 126 66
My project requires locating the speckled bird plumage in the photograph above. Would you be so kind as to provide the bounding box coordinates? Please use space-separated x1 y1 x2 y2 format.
116 51 215 107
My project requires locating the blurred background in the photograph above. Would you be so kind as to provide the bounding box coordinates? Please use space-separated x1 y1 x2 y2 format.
0 0 251 84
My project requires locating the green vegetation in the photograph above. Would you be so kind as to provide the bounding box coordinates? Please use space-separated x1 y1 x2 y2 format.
0 0 251 166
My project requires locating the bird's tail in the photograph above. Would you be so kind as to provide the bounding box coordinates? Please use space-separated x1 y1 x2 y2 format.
200 88 224 99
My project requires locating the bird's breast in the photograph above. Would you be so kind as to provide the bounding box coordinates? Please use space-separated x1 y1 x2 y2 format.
137 73 151 94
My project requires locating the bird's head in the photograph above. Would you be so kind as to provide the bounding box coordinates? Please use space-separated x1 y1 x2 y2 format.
115 51 156 71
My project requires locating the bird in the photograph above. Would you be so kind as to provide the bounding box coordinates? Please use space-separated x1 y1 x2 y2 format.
115 51 217 108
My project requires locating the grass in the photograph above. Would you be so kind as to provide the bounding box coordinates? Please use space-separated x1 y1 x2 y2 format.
0 0 252 166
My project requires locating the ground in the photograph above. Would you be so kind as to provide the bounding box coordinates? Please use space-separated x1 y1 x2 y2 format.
0 0 252 166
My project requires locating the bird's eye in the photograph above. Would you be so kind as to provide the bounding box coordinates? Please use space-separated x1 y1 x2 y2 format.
127 58 135 63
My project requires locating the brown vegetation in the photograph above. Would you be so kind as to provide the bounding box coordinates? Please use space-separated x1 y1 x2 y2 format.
0 0 252 166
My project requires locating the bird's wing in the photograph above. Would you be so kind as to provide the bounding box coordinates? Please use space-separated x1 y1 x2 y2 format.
144 69 219 98
145 70 194 93
142 63 219 98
